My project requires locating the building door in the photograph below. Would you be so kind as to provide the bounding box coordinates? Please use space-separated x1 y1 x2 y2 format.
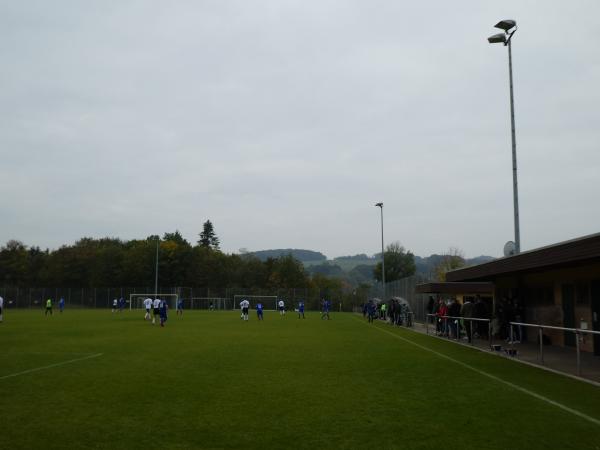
591 280 600 356
562 284 575 347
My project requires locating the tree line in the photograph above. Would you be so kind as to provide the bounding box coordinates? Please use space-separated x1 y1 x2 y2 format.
0 219 464 297
0 221 351 298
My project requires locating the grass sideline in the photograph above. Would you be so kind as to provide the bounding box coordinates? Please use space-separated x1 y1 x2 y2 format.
1 310 599 449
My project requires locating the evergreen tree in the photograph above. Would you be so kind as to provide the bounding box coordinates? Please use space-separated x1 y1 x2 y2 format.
198 220 220 249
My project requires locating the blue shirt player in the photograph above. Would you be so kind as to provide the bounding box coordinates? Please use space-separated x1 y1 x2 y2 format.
256 302 264 321
321 299 331 320
59 297 65 313
159 299 168 327
298 301 305 319
176 298 184 316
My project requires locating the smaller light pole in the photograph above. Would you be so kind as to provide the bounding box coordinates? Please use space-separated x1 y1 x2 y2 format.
375 202 385 301
154 237 159 299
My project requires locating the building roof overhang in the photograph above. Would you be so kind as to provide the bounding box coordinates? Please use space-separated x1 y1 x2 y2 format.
446 232 600 282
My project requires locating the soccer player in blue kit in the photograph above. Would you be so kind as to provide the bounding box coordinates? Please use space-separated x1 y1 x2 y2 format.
321 299 331 320
256 302 264 321
159 298 168 327
298 301 305 319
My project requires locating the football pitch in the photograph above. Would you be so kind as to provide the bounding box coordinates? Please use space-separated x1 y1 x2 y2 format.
1 310 599 449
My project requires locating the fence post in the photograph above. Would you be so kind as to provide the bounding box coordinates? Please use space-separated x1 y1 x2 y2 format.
425 315 429 335
469 320 473 345
539 327 544 364
456 318 460 341
488 320 492 348
575 331 581 377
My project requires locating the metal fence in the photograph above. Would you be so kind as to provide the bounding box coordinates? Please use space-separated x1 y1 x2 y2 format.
0 286 358 312
426 314 493 347
369 275 431 322
509 321 600 377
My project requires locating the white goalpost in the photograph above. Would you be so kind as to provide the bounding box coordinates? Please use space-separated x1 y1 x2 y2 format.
233 295 278 311
129 293 178 311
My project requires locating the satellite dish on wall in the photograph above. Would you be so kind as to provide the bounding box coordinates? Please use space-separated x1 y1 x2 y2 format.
503 241 516 257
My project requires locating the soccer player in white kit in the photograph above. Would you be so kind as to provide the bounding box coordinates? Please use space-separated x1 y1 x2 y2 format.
278 299 285 316
152 298 161 324
240 299 250 321
143 297 153 321
0 295 4 322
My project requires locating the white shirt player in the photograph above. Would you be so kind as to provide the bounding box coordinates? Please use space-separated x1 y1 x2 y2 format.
144 298 152 310
240 299 250 321
153 298 161 309
0 296 4 308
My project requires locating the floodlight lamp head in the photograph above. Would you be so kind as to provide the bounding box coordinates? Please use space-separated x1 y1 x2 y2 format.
375 202 383 208
494 19 516 32
488 33 507 44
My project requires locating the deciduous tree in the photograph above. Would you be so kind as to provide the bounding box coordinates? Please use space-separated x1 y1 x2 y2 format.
373 241 416 283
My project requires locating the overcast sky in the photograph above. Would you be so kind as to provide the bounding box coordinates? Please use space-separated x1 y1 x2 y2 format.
1 1 599 259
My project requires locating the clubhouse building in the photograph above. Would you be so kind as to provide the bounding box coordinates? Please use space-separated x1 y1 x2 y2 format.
416 232 600 355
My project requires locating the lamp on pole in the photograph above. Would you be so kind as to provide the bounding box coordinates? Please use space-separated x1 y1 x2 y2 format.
488 19 521 254
375 202 385 301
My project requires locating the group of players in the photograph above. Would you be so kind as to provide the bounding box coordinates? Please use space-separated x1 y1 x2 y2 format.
0 295 332 325
141 297 184 327
238 298 331 321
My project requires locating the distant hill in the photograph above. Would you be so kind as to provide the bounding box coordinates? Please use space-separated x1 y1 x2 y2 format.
249 249 327 262
467 255 496 265
248 248 495 286
414 254 496 278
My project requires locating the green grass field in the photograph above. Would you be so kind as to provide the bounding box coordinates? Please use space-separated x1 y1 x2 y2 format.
1 310 599 449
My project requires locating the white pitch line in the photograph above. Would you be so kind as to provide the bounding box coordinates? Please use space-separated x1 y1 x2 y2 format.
0 353 103 380
357 318 600 427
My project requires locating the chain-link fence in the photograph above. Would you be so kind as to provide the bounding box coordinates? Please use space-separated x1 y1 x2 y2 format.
369 275 431 322
0 286 361 312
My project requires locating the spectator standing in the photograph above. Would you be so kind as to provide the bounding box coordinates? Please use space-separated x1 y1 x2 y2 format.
426 296 435 323
437 301 449 336
367 301 376 324
473 296 489 339
461 298 474 343
448 299 461 338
